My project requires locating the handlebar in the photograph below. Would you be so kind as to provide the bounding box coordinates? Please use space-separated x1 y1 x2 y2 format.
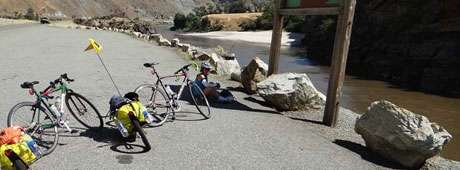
174 64 192 74
56 73 74 83
41 73 74 94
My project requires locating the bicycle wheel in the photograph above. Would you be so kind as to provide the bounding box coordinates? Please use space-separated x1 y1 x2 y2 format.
135 84 170 126
130 116 151 151
12 157 28 170
188 82 211 119
65 92 103 128
6 150 29 170
7 102 59 156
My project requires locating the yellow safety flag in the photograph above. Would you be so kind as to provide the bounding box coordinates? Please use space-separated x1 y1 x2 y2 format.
84 38 102 54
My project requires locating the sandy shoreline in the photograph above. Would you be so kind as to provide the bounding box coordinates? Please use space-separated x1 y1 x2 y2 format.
183 31 304 46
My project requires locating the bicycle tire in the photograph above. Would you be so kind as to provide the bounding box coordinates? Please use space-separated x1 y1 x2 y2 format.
130 116 151 151
7 102 59 156
65 92 103 128
7 150 29 170
135 84 170 126
12 158 28 170
188 82 211 119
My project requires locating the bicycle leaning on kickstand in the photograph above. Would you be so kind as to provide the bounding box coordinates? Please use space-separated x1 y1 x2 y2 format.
7 73 103 156
135 62 211 127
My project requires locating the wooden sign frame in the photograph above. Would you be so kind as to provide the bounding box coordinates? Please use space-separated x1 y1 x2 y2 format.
268 0 357 127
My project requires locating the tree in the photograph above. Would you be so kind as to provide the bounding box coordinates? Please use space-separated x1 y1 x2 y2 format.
24 8 36 20
193 6 208 17
173 13 187 30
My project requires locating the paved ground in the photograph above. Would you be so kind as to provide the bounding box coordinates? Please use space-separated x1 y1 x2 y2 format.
0 24 384 169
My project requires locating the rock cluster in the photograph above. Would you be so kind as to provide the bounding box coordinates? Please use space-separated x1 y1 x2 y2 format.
71 19 244 77
73 17 156 35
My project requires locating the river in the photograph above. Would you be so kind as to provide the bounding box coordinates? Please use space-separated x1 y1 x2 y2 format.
158 27 460 161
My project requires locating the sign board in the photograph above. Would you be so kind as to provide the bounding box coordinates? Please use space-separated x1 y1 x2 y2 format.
283 0 342 8
269 0 356 127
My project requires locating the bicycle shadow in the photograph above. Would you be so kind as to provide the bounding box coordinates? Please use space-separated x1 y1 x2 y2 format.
333 140 405 169
168 85 279 115
78 126 150 154
174 111 207 121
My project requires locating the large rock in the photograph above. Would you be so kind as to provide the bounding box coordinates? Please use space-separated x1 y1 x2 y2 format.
355 100 453 168
257 73 326 111
133 32 142 38
157 36 171 46
215 57 241 76
149 34 161 42
231 71 242 82
240 57 268 94
209 53 221 66
179 43 191 53
195 52 211 61
171 38 180 47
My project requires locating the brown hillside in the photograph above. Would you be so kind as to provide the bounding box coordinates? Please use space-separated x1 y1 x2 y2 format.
0 0 212 19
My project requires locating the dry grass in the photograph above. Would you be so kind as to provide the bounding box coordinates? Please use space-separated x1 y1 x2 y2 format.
205 13 262 31
0 18 36 26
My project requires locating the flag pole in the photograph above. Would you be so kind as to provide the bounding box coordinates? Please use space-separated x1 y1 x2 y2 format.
96 53 122 97
85 38 122 97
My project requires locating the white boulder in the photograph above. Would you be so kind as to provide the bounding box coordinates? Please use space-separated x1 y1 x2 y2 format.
215 57 241 76
171 38 180 47
157 36 171 46
257 73 325 111
355 100 453 168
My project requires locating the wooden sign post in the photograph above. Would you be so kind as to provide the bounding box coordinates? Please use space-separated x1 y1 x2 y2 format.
268 0 357 127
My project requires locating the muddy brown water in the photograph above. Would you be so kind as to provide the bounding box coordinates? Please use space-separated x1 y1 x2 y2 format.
159 28 460 161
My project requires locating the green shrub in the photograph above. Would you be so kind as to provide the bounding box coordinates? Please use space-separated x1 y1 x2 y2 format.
173 13 187 30
240 20 257 31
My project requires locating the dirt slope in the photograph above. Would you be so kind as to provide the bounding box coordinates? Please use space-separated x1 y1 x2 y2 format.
0 0 212 19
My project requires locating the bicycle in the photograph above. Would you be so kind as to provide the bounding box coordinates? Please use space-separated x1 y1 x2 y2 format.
7 74 103 155
135 63 211 126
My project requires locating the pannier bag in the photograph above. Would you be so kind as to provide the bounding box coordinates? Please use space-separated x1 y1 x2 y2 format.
109 95 148 133
116 101 147 132
0 127 39 170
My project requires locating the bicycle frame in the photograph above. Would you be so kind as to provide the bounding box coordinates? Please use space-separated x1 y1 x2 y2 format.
28 88 59 129
34 81 75 132
41 81 70 119
149 65 193 101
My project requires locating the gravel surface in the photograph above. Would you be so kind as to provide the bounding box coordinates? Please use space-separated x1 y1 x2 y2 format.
1 25 394 169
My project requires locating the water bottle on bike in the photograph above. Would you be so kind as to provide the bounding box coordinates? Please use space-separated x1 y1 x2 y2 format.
26 139 41 159
115 119 129 138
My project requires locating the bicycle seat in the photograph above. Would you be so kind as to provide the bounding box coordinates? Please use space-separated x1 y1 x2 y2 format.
20 81 39 89
144 62 159 68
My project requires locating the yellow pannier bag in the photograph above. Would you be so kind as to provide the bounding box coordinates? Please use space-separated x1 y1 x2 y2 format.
116 101 147 132
0 134 37 170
